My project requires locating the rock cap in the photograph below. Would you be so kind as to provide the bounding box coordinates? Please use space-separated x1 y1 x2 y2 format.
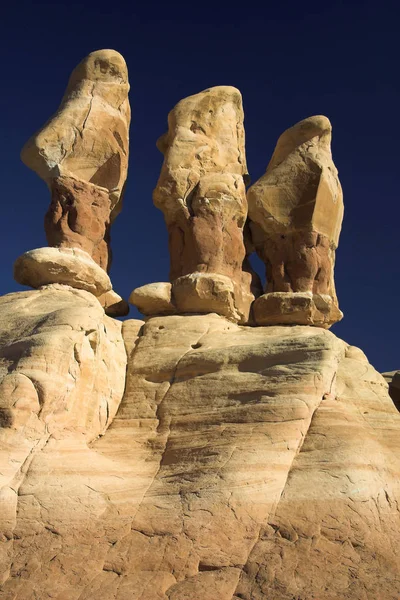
14 247 112 296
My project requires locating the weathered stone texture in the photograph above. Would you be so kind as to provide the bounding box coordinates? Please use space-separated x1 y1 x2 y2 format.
248 115 344 327
1 308 399 599
129 282 175 316
0 287 127 593
98 290 130 317
253 290 343 328
21 49 130 270
2 63 398 600
153 86 254 322
233 344 400 599
45 176 112 271
14 247 112 296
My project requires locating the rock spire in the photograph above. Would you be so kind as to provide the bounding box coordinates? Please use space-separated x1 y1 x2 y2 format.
21 49 130 272
15 50 130 316
150 86 255 323
247 115 344 327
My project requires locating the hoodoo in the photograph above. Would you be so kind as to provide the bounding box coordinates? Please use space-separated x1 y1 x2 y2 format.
132 86 255 323
1 52 399 600
15 49 131 315
247 115 344 327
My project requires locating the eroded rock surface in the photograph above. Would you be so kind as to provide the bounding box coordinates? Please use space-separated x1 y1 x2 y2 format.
248 115 344 327
1 309 399 599
14 247 112 296
234 344 400 599
129 282 175 316
0 287 127 591
21 49 130 271
153 86 254 323
44 177 113 271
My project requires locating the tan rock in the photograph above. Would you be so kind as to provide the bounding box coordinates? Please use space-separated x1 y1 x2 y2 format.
129 282 175 316
172 272 250 322
247 115 344 327
44 176 113 271
98 289 130 317
21 49 130 270
0 285 126 576
13 246 112 296
153 86 254 323
0 286 126 441
253 291 343 327
121 318 145 358
1 309 399 599
235 344 400 599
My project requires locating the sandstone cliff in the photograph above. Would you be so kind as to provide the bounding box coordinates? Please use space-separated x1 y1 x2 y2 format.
0 287 399 599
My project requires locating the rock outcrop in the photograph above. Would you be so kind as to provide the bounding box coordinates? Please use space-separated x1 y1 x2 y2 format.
0 286 127 592
150 86 254 323
98 290 130 317
2 53 399 600
382 370 400 410
129 282 175 316
21 49 130 272
1 306 399 599
13 247 112 297
248 115 344 327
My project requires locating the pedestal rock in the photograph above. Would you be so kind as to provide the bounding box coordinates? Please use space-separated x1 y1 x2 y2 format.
20 49 130 272
152 86 254 323
248 115 344 328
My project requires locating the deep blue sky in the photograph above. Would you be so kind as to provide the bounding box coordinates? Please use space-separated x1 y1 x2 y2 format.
1 1 399 372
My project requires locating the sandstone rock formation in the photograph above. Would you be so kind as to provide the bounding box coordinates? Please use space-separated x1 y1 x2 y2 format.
2 55 399 600
21 49 130 272
13 247 112 297
129 282 175 316
248 115 344 327
152 86 254 323
1 302 399 599
0 285 127 592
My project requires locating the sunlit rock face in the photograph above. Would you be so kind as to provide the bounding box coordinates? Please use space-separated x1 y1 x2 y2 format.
3 52 400 600
13 247 112 296
1 308 399 600
247 115 344 328
152 86 254 323
21 49 130 271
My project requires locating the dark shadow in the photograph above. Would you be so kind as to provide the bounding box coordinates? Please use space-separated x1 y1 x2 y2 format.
0 408 13 428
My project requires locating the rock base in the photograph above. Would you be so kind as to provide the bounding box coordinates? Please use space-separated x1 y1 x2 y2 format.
172 272 252 323
130 275 253 323
253 291 343 328
1 308 399 599
13 247 112 297
129 282 176 316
